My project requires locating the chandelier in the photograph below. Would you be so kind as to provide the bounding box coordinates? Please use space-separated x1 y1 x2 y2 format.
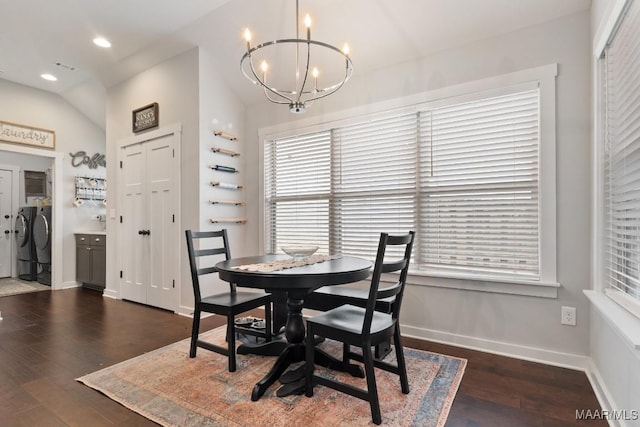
240 0 353 113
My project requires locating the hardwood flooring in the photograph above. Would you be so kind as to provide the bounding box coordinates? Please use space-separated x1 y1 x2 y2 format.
0 288 604 426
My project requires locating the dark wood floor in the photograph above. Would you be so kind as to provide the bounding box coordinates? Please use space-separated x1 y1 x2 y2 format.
0 287 604 426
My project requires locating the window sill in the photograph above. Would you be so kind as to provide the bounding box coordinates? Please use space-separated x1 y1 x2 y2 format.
584 290 640 351
384 270 559 298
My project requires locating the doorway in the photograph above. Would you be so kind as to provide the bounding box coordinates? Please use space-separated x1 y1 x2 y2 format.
0 144 64 290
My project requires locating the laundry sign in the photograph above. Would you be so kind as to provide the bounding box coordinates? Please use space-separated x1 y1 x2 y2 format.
0 120 55 149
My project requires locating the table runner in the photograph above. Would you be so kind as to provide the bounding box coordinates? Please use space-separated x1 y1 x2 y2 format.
233 254 341 272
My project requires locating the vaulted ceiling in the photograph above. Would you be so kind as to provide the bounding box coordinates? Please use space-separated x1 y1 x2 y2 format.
0 0 591 129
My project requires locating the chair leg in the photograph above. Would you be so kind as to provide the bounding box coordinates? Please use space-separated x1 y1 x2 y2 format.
305 324 315 397
227 313 237 372
189 308 201 358
265 301 272 342
342 342 350 363
394 322 409 394
362 342 382 425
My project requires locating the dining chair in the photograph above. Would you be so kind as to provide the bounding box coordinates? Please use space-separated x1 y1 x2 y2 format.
304 231 414 425
185 229 272 372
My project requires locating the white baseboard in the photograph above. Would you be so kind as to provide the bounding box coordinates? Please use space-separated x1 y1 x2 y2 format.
102 288 119 299
401 324 589 371
62 281 81 289
585 358 624 427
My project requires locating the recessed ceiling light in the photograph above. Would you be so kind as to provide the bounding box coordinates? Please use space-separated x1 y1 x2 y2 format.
41 73 57 81
93 37 111 48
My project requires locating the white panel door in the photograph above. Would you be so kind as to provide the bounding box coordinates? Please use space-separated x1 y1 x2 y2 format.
0 169 13 278
120 143 147 303
146 137 178 311
119 129 179 311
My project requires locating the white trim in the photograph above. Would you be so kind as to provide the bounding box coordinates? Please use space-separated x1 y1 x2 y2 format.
0 142 64 291
113 123 182 312
401 324 587 370
584 290 640 351
593 0 631 57
0 163 20 278
585 358 620 427
62 280 81 289
259 64 559 294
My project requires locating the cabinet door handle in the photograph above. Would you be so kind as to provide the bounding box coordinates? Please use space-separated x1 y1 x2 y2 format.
86 247 91 251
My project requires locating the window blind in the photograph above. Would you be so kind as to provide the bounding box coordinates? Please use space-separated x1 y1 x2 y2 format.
604 0 640 302
264 131 331 254
264 86 542 282
419 90 540 279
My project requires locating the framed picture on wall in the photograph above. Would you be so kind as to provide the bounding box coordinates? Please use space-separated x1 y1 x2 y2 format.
132 103 159 133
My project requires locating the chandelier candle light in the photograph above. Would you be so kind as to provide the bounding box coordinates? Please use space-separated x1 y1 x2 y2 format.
240 0 353 113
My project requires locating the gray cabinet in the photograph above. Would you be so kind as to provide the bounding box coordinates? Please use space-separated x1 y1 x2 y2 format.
75 234 106 291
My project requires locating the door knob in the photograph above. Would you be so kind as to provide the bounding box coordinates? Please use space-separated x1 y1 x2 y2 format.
143 230 150 236
4 215 9 219
4 230 9 235
138 230 143 235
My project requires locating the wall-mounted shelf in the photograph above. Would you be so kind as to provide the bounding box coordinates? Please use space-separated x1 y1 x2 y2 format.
212 147 240 157
211 181 243 190
213 130 238 141
210 165 238 173
210 218 247 224
74 176 106 203
210 200 245 206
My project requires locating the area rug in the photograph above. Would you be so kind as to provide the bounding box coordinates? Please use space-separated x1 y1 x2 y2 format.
77 326 466 426
0 278 50 297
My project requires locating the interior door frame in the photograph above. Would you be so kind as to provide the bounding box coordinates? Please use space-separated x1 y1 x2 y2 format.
112 123 182 310
0 164 20 278
0 143 63 290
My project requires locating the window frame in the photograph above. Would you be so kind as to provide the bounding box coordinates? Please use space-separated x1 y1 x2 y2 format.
259 64 559 298
592 0 640 323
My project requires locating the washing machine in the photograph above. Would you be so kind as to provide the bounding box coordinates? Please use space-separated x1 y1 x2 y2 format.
15 206 37 281
33 206 52 286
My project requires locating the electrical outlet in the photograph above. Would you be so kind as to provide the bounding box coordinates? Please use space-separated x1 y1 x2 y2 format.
561 306 577 326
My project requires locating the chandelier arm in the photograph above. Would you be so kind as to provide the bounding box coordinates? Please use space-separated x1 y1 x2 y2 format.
263 87 292 105
244 53 295 104
302 58 353 103
297 40 312 104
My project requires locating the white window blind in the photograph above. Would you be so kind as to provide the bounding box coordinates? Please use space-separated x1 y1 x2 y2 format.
603 0 640 304
264 86 542 282
419 90 540 279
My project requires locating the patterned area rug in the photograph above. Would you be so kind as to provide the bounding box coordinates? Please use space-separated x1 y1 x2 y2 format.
0 278 50 298
77 327 466 427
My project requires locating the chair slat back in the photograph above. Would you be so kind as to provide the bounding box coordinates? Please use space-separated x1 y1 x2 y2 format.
185 229 234 304
363 231 415 334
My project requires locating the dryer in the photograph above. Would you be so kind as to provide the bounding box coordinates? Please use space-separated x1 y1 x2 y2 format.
33 206 52 285
15 206 37 281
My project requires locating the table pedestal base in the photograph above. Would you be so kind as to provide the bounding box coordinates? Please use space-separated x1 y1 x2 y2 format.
250 343 364 401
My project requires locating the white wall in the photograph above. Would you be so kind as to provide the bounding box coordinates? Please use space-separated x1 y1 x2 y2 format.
105 47 200 313
197 49 247 298
0 79 106 287
244 11 592 367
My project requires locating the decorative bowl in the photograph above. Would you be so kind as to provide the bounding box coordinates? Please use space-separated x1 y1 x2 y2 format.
281 245 318 259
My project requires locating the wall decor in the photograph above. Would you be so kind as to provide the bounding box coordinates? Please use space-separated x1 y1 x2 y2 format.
0 120 55 149
213 130 238 141
132 102 159 133
70 151 106 169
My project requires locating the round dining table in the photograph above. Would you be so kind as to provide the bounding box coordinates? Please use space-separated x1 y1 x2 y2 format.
215 254 372 401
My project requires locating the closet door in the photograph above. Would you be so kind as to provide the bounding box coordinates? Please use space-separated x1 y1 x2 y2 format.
119 130 179 311
120 142 148 304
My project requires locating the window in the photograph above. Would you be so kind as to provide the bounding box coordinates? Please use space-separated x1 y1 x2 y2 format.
601 0 640 315
263 68 557 286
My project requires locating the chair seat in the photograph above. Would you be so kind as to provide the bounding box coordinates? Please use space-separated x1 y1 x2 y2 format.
308 304 394 338
306 285 395 313
201 291 269 309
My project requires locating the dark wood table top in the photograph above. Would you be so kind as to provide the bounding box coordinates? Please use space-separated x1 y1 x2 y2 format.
215 255 372 292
